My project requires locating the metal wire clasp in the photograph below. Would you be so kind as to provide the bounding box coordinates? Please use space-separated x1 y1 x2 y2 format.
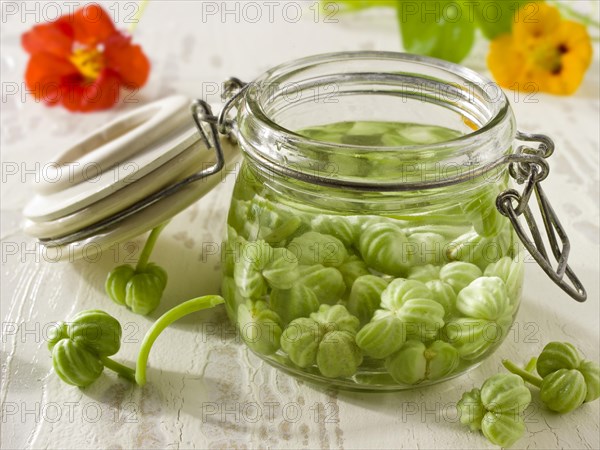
496 131 587 302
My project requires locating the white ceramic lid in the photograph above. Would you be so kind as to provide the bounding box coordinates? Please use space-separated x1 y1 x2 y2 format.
23 95 241 261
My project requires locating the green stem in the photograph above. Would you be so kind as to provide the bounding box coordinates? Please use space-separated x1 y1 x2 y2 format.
502 359 543 388
136 222 168 272
524 357 538 374
101 356 136 383
135 295 225 385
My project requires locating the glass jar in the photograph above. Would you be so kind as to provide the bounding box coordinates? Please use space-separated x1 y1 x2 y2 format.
219 52 568 390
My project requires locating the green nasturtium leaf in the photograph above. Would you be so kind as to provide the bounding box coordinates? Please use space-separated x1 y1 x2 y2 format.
474 0 530 40
397 0 476 63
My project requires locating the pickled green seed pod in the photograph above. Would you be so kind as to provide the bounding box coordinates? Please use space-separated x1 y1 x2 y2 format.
298 265 346 305
124 263 168 316
460 187 505 238
439 262 482 294
405 232 447 266
536 341 582 378
52 339 104 387
579 360 600 402
380 278 433 311
311 215 357 248
236 301 283 355
264 216 303 246
484 256 524 303
355 316 405 359
386 340 458 385
480 373 532 414
455 277 510 321
445 316 511 360
270 284 319 325
539 369 587 413
407 264 440 283
69 310 122 357
425 280 456 318
310 304 359 334
481 412 526 448
346 275 388 325
280 317 322 368
425 340 460 380
457 388 485 431
386 341 427 385
289 231 348 267
233 240 273 299
316 330 363 378
223 227 244 277
338 255 371 290
396 298 445 341
262 247 299 290
358 222 410 276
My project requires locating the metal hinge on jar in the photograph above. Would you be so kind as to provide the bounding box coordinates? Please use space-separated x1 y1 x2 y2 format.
496 132 587 302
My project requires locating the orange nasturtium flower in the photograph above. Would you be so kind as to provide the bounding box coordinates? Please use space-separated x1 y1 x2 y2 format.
487 3 592 96
21 3 150 112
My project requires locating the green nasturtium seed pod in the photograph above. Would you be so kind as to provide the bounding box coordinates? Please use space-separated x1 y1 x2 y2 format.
236 301 283 356
316 330 363 378
480 373 532 415
234 240 274 299
455 276 510 321
385 340 459 385
311 215 357 248
395 298 445 341
380 278 433 312
221 276 245 321
460 186 505 238
358 222 410 276
52 339 104 387
270 284 320 325
47 322 69 351
289 231 348 267
280 317 322 368
356 316 406 359
481 412 526 448
338 255 371 290
539 368 587 414
310 304 360 334
68 310 122 357
262 247 299 290
457 388 485 431
425 280 456 318
484 256 524 303
298 265 346 305
444 316 511 360
405 232 447 266
536 341 582 378
579 360 600 403
407 264 441 283
105 265 136 306
124 263 168 316
346 275 388 325
439 261 482 294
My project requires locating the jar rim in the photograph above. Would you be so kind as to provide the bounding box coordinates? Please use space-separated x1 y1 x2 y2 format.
237 51 516 190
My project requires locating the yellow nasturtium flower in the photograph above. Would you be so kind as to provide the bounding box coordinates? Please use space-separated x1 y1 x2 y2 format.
487 3 592 95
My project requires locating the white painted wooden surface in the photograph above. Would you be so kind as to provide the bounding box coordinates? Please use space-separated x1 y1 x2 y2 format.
1 2 599 449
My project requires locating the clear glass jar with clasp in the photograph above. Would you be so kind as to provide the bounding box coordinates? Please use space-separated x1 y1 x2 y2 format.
214 52 586 391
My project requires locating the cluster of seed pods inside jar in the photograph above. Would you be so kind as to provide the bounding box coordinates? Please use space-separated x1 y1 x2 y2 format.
221 122 526 386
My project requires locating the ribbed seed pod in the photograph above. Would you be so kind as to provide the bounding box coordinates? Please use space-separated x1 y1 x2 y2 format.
316 330 363 378
536 341 582 378
484 256 525 304
407 264 441 283
539 369 587 413
338 255 371 291
380 278 432 311
310 304 359 334
457 388 485 431
298 265 346 305
346 275 388 325
439 261 482 294
289 231 348 267
356 316 406 359
270 284 319 325
481 412 526 448
262 247 299 290
480 373 532 414
52 339 104 387
236 301 283 356
69 309 122 357
280 317 322 368
311 215 357 248
455 277 510 321
396 298 445 341
358 222 409 276
579 360 600 402
425 280 456 318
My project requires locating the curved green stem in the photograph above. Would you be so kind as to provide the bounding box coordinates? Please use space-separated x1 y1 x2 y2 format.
503 359 543 388
101 356 136 383
524 357 538 374
135 295 224 385
136 222 168 272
